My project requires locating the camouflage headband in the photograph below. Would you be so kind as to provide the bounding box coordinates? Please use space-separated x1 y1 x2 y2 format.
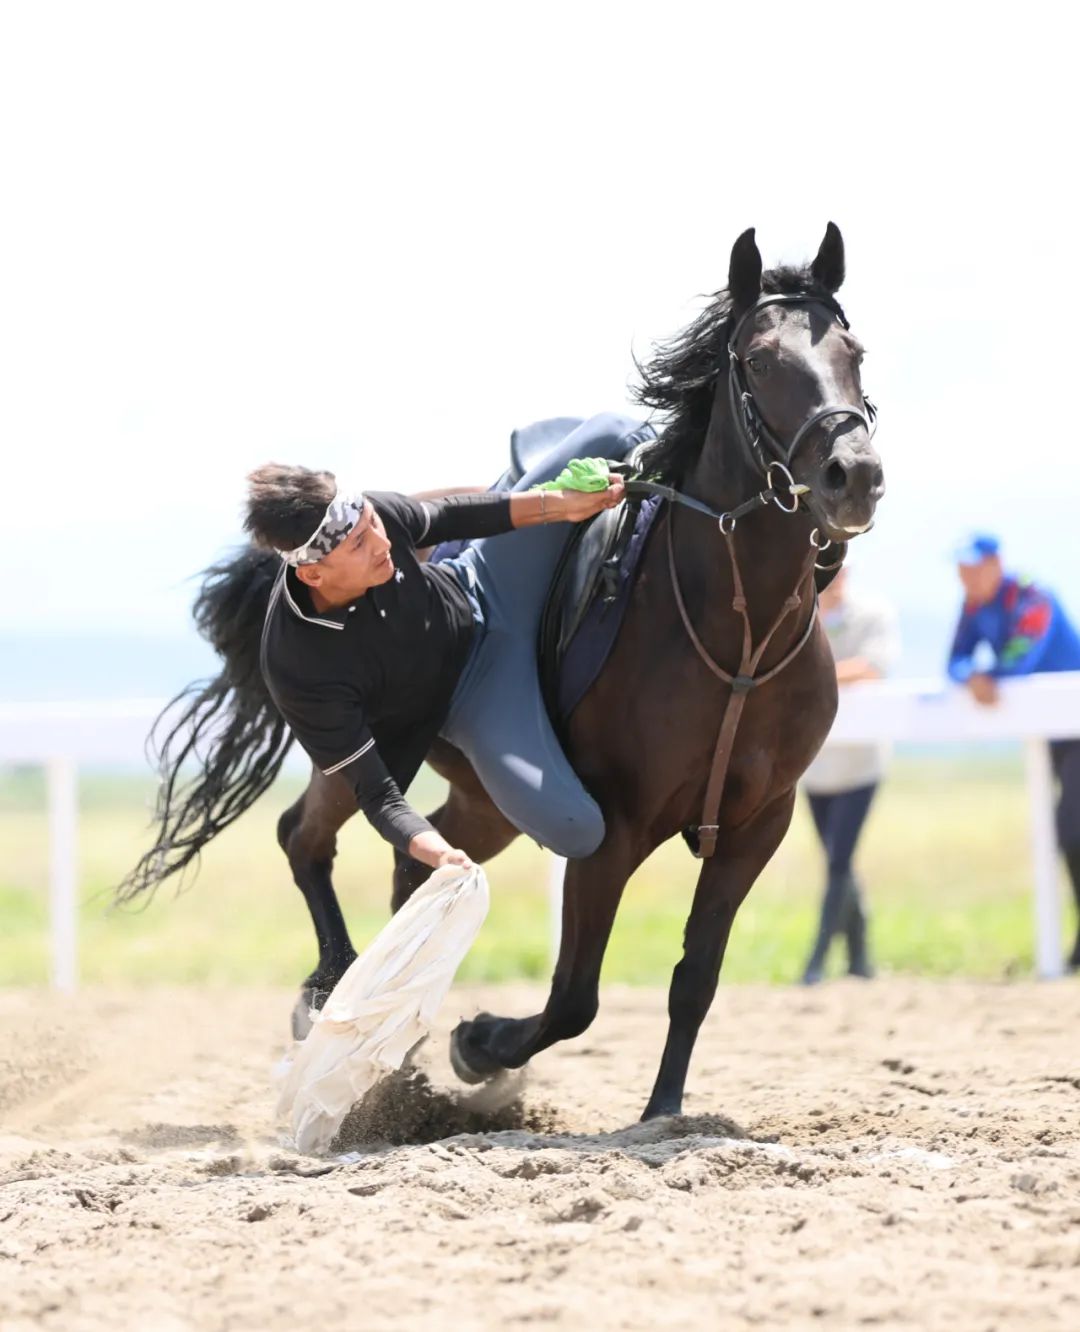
280 487 365 567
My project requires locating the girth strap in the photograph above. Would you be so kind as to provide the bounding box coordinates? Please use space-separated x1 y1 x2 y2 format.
665 506 819 857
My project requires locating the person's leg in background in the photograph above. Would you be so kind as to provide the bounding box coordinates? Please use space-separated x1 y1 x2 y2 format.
830 783 878 979
1050 740 1080 970
801 784 878 984
802 791 840 983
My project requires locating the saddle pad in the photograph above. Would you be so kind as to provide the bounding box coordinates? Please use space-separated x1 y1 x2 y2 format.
429 414 659 734
543 493 663 729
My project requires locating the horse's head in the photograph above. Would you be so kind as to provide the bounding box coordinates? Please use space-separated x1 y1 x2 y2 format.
724 223 884 544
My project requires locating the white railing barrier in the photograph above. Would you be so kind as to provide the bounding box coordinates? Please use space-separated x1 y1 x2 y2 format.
3 672 1080 986
2 699 166 994
826 672 1080 980
548 854 566 962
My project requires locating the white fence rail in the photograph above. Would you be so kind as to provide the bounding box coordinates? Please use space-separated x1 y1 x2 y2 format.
826 673 1080 979
3 674 1080 986
2 700 167 992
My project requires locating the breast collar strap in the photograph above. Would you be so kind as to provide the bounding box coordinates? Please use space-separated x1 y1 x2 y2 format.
665 503 820 859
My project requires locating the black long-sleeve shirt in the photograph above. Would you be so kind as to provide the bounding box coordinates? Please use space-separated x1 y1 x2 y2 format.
260 490 514 851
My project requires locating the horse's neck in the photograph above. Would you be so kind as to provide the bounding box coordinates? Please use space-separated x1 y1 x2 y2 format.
677 419 815 644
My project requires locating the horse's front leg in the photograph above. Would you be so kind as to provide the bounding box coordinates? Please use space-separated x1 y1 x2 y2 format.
641 790 797 1120
278 769 359 1038
451 825 646 1080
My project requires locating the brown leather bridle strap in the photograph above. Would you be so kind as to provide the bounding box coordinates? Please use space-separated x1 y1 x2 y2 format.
666 506 819 857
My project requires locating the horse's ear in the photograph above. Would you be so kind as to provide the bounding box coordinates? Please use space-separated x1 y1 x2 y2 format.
811 221 845 293
728 227 762 309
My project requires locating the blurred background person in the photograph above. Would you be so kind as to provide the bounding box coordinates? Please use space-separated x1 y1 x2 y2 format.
948 533 1080 971
800 567 900 984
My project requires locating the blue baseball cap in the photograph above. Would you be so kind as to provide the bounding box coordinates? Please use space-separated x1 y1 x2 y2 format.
953 532 1001 565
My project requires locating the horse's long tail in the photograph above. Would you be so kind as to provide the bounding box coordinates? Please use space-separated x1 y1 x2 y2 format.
116 546 294 904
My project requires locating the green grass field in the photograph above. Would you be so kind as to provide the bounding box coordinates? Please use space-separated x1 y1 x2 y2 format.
0 753 1073 988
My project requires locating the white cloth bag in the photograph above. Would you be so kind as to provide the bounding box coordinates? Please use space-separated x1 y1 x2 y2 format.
276 863 489 1154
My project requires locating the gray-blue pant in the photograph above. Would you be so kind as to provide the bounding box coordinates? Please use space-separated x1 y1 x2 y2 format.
439 412 646 858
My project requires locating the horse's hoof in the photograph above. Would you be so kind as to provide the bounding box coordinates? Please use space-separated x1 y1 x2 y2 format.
449 1018 503 1085
290 986 330 1042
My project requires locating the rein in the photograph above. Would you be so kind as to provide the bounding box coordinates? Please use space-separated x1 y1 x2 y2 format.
641 288 876 858
626 460 805 534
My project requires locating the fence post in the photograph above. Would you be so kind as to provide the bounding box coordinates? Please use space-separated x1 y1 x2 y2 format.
1023 737 1063 979
47 755 79 992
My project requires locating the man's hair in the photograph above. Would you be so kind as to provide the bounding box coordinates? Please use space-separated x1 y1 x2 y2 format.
244 464 336 552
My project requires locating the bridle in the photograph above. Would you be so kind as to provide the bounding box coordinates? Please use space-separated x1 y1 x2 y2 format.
631 290 881 859
727 292 878 481
628 290 878 539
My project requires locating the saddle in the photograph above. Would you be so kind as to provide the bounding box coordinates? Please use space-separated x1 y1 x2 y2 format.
538 473 661 732
432 416 661 732
506 417 586 485
438 416 845 742
536 453 847 735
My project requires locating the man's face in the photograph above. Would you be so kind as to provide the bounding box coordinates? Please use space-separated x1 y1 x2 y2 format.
958 553 1003 607
295 500 395 604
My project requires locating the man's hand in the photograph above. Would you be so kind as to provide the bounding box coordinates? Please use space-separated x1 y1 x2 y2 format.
549 475 626 523
407 829 474 871
967 672 999 706
436 846 474 870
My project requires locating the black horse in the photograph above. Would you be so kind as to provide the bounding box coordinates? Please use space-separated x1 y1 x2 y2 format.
121 223 883 1120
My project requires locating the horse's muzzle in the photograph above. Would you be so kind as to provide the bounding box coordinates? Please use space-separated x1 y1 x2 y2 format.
815 440 884 539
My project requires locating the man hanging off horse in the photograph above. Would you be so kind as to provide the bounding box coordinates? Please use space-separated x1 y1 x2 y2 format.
121 224 884 1118
121 414 650 1028
251 441 631 872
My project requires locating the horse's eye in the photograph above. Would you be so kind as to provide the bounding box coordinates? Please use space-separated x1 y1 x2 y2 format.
746 357 766 375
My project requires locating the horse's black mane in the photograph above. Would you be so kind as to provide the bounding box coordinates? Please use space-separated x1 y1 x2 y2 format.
633 264 845 483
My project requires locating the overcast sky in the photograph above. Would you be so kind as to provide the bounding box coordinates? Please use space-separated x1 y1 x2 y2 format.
3 2 1077 658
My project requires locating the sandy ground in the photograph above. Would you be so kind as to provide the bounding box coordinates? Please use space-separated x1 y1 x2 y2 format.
1 980 1079 1332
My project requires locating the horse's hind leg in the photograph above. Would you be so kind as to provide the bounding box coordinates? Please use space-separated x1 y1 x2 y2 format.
450 825 645 1080
641 790 796 1120
278 768 359 1038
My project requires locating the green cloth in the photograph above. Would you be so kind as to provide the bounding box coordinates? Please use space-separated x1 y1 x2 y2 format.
532 457 612 492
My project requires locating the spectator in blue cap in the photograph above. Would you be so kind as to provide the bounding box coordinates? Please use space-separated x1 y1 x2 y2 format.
948 533 1080 970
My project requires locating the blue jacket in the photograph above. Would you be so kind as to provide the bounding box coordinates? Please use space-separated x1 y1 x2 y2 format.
947 574 1080 683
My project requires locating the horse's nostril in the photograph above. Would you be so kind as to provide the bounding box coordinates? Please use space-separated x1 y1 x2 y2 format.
873 467 884 491
824 461 847 492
